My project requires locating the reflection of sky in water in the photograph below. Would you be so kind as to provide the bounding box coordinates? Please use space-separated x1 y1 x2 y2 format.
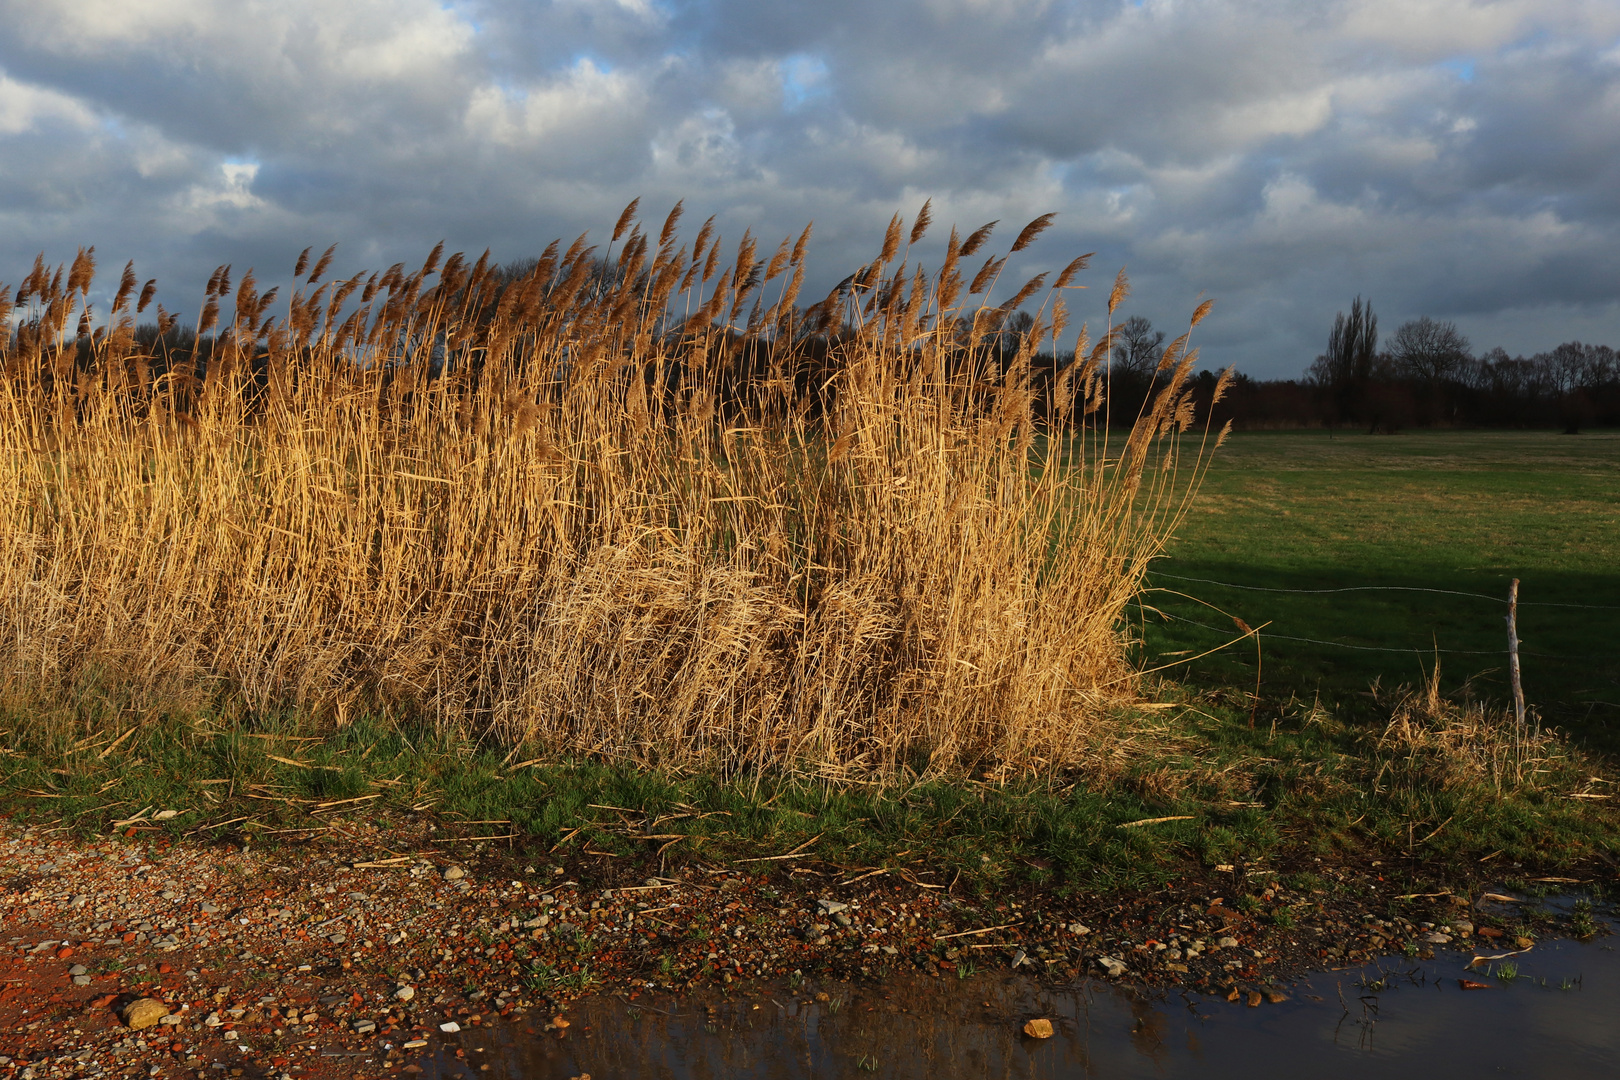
427 929 1620 1079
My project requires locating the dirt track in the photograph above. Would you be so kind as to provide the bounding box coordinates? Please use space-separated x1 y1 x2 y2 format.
0 815 1581 1080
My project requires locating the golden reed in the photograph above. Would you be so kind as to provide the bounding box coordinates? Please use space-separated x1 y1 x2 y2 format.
0 201 1227 777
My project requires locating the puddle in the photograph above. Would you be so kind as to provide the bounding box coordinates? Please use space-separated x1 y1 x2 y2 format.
420 935 1620 1079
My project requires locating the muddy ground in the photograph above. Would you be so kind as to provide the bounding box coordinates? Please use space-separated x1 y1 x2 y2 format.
1 814 1606 1080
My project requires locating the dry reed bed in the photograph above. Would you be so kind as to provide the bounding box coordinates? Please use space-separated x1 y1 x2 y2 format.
0 201 1226 776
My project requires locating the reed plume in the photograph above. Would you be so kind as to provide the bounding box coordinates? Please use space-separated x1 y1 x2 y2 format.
0 203 1222 777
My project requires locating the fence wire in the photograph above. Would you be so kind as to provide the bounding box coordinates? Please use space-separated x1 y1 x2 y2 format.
1158 613 1530 657
1149 571 1620 611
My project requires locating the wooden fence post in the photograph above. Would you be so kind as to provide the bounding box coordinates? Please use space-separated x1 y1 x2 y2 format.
1507 578 1526 738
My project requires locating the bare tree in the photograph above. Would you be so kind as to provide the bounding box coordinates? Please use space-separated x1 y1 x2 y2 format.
1111 315 1165 379
996 310 1036 354
1388 316 1471 381
1308 296 1378 426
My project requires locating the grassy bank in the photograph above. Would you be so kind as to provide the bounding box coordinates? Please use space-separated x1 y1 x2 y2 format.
4 671 1614 895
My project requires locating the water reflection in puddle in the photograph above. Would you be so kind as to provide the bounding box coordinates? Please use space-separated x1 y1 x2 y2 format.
425 936 1619 1079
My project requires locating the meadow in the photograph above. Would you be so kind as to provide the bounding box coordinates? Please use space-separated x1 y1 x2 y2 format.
1141 430 1620 738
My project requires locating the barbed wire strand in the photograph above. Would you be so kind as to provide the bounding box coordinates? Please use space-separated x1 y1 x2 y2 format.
1149 571 1620 611
1155 613 1610 661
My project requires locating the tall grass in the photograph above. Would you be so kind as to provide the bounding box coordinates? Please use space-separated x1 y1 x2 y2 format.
0 202 1226 776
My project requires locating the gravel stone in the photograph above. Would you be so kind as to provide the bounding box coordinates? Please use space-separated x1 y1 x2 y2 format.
120 998 169 1030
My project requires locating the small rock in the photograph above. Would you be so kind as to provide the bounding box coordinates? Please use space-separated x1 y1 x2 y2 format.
439 1021 461 1033
1264 989 1287 1004
353 1019 376 1034
1022 1018 1054 1039
1217 937 1239 949
1097 957 1127 978
121 998 170 1029
1065 922 1091 936
1246 990 1262 1008
817 900 849 916
158 1014 182 1026
1422 932 1451 944
1011 948 1030 969
393 986 416 1002
832 913 853 928
1453 921 1474 935
1515 936 1535 949
201 902 220 914
68 964 88 976
204 1012 223 1028
442 866 466 882
403 1039 428 1049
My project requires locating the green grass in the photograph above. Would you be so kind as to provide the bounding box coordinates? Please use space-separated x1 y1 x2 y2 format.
3 688 1615 889
1141 429 1620 736
2 429 1616 889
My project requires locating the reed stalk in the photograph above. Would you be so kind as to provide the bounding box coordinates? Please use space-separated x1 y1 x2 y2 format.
0 205 1227 777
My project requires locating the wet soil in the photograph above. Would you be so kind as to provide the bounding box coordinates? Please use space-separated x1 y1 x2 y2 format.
0 815 1609 1080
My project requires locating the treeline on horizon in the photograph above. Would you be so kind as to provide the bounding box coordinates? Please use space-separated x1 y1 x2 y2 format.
1169 299 1620 434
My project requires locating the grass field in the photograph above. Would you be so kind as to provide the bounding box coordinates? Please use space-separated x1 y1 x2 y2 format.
1140 429 1620 738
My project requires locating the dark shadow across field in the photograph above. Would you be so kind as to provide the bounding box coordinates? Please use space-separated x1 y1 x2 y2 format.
1141 430 1620 741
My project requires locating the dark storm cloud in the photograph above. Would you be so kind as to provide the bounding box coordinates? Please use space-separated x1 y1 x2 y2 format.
1 0 1617 374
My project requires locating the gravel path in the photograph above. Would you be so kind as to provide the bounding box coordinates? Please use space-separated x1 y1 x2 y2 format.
0 815 1572 1080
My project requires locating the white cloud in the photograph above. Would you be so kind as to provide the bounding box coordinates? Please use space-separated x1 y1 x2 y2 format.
0 71 95 135
466 59 646 149
183 161 265 212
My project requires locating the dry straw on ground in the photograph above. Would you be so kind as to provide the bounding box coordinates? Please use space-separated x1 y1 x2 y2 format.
0 201 1228 776
1375 666 1567 793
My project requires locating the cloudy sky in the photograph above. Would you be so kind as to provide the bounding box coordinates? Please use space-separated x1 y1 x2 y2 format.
1 0 1617 376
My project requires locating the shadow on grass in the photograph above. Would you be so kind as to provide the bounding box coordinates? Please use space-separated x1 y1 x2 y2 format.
1140 562 1620 747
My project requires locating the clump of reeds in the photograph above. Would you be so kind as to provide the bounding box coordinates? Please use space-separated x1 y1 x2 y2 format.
0 201 1226 777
